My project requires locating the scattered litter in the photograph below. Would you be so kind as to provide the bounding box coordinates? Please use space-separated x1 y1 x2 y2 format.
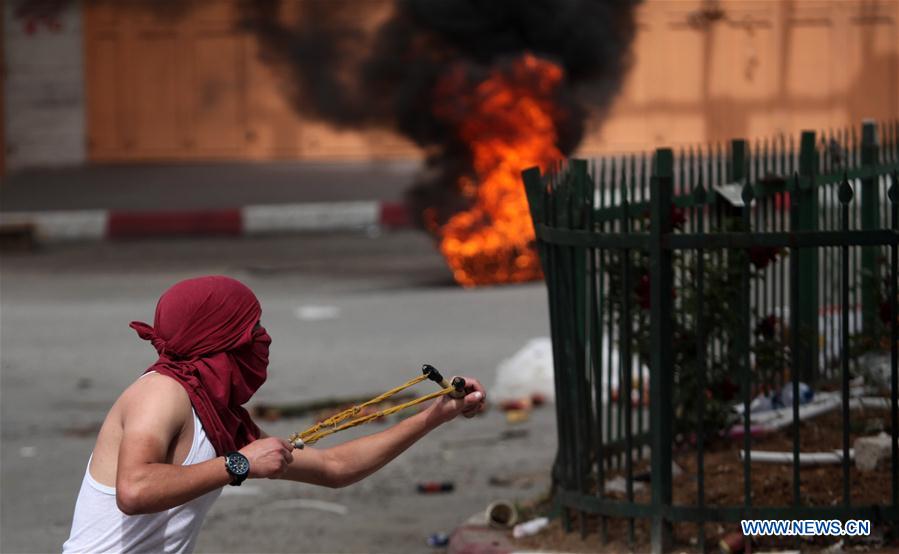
731 388 890 437
417 481 454 494
264 498 348 515
718 531 745 553
749 382 814 413
426 533 449 547
493 338 555 403
739 449 852 466
464 510 490 526
821 539 844 554
295 305 340 321
854 432 895 471
512 517 549 539
858 352 891 390
505 409 530 424
494 338 652 406
19 446 36 458
499 398 532 412
604 476 646 494
486 500 518 529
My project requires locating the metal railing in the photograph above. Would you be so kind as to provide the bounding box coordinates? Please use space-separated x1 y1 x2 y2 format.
522 120 899 553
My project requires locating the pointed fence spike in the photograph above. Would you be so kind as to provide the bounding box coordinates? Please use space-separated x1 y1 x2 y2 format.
741 182 755 206
838 173 854 204
888 173 897 202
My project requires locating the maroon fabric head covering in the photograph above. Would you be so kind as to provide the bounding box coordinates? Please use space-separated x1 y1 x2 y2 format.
130 275 270 455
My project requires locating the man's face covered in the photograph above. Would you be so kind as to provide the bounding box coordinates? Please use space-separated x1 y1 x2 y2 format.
230 324 271 405
130 275 270 453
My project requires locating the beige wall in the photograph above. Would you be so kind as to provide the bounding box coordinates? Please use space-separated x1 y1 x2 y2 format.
582 0 899 155
81 0 899 163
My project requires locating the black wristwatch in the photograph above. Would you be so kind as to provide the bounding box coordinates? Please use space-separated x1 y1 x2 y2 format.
224 451 250 486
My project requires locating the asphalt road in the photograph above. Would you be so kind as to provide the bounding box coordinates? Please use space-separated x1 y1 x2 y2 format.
0 230 556 554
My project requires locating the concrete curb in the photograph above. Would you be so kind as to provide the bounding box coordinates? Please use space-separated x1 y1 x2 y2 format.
0 200 411 241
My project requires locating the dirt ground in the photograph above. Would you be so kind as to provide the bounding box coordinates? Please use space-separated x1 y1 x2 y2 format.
513 406 898 553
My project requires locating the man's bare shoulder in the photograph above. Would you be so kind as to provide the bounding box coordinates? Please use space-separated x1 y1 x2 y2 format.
118 372 192 426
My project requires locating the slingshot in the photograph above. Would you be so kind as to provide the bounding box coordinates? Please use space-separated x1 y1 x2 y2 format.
289 364 466 449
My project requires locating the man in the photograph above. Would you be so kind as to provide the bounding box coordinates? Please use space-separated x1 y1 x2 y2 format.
63 276 486 553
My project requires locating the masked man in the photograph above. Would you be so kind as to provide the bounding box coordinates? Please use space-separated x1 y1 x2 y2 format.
63 276 486 553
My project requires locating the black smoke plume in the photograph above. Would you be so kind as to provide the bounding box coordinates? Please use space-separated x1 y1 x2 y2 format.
243 0 641 225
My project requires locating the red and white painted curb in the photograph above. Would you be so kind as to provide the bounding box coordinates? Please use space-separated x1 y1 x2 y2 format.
0 201 411 241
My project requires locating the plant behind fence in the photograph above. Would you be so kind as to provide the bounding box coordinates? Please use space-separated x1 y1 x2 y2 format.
522 120 899 553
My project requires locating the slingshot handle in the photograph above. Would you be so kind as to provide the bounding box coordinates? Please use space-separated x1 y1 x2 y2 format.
422 364 467 399
450 376 467 399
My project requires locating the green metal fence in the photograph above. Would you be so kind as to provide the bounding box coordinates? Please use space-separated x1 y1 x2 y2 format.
522 120 899 553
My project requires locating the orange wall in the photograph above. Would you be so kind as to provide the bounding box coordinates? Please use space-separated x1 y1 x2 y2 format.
581 0 899 155
83 0 899 163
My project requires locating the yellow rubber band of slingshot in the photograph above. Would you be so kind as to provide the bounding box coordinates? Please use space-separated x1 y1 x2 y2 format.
288 374 452 447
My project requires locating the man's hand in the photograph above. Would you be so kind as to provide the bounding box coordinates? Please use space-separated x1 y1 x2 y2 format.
426 376 487 426
239 437 294 479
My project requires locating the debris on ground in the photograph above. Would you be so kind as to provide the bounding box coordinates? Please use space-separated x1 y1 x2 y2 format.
512 517 549 539
426 533 450 547
486 500 518 529
731 383 889 437
417 481 455 494
740 448 851 465
749 382 814 412
604 476 646 495
505 409 530 424
858 352 892 390
854 431 895 471
493 337 555 403
499 397 532 411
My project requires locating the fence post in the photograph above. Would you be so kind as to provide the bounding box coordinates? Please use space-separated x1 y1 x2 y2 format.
649 148 674 554
730 139 747 183
861 120 880 334
797 131 820 383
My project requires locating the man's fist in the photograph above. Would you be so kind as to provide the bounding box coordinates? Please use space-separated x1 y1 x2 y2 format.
427 376 487 425
239 437 294 479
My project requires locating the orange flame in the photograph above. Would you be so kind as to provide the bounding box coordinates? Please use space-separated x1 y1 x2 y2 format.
430 54 565 287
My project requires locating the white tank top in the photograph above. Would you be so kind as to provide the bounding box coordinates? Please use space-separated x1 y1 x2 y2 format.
62 407 223 554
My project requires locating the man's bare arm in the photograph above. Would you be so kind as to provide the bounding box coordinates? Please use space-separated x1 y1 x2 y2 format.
115 374 294 515
278 377 486 488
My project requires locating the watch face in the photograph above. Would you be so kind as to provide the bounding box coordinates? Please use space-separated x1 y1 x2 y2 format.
228 453 249 476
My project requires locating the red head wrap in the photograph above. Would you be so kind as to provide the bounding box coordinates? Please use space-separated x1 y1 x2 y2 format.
130 275 269 455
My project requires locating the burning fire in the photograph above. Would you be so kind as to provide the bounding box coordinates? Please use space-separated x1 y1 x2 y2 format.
429 54 565 287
